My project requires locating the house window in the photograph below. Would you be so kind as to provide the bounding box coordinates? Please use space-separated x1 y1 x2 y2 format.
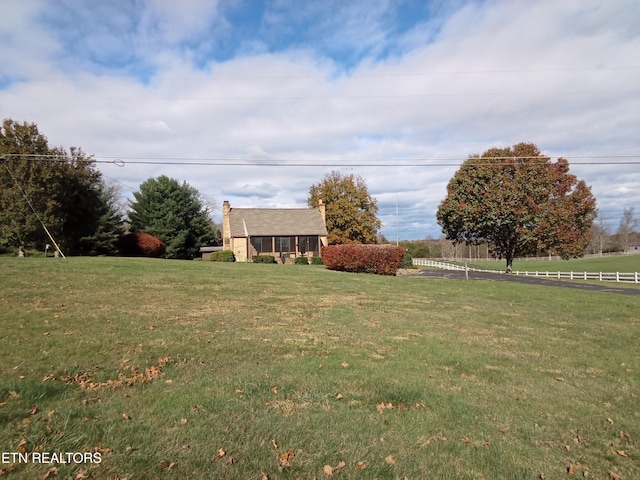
275 236 295 253
251 236 272 253
299 236 319 255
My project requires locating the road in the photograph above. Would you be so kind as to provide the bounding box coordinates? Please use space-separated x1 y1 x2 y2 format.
409 269 640 296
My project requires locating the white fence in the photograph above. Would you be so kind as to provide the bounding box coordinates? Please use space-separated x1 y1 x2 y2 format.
411 259 488 271
510 270 639 284
411 259 640 284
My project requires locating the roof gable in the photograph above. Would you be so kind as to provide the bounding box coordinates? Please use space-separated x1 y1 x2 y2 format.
228 208 327 237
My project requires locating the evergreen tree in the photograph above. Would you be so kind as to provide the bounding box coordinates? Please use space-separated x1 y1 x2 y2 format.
128 175 215 259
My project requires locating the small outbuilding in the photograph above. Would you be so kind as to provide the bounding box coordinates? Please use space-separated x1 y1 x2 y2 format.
222 200 328 262
199 246 224 261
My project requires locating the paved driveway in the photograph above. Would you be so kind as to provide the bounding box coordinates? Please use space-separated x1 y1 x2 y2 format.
410 269 640 296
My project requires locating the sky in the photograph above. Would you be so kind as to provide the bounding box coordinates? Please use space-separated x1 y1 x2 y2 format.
1 0 639 240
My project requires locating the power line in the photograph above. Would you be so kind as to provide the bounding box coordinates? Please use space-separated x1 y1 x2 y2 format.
3 153 639 168
12 65 640 81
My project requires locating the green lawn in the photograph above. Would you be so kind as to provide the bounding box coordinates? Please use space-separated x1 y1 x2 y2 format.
1 257 638 479
466 255 640 274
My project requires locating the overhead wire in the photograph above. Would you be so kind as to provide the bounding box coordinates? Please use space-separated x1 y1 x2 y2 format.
2 153 639 168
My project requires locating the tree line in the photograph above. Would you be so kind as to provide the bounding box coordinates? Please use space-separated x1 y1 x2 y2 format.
3 120 625 265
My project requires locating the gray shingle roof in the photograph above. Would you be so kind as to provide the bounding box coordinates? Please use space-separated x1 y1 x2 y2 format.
228 208 327 237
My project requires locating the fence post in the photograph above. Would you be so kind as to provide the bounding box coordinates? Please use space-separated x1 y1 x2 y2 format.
616 272 620 282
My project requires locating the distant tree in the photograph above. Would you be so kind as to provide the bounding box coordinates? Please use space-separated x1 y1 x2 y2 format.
617 207 638 252
436 143 597 271
588 214 611 256
0 119 114 255
79 183 125 255
128 175 216 259
308 171 381 244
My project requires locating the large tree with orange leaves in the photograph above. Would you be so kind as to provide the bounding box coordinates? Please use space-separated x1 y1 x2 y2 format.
308 171 381 245
436 143 597 271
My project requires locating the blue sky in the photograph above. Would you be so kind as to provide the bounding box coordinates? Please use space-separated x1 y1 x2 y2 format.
1 0 639 240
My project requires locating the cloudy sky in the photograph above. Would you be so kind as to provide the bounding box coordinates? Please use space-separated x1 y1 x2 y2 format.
1 0 639 240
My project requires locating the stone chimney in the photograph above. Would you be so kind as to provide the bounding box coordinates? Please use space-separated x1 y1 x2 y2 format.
222 200 231 250
317 199 326 225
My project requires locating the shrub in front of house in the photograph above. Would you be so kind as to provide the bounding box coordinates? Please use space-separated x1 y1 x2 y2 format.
116 232 166 258
253 255 276 264
401 251 414 268
311 257 324 265
321 244 405 275
209 250 235 262
294 256 309 265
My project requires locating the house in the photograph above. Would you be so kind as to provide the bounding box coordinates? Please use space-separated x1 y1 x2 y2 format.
222 200 328 262
625 242 640 255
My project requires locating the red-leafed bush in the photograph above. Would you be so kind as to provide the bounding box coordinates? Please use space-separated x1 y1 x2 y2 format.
321 244 406 275
116 232 166 258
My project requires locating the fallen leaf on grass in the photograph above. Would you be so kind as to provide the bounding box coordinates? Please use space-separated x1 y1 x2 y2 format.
122 413 131 420
216 448 226 459
609 472 622 480
0 466 16 477
567 463 575 475
323 465 333 476
29 406 38 415
335 393 343 400
74 470 89 480
341 362 349 368
277 450 295 468
356 461 366 470
93 447 110 455
376 402 393 414
17 440 27 453
180 418 188 425
607 418 614 424
271 439 278 449
385 455 396 465
615 450 628 457
157 460 176 470
42 467 58 479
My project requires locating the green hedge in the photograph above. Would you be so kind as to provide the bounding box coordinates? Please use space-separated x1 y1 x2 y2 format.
311 257 324 265
294 256 309 265
253 255 276 264
209 250 235 262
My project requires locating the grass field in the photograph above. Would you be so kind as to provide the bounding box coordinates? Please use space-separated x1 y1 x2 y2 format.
1 257 638 479
464 255 640 274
